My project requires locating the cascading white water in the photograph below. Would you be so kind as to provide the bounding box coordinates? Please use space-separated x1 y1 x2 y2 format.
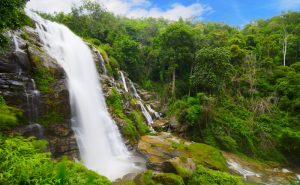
30 79 40 120
138 101 154 125
26 10 144 180
13 35 21 52
146 104 160 119
128 79 154 124
120 71 129 92
227 160 261 178
129 80 141 100
94 49 107 76
24 78 40 122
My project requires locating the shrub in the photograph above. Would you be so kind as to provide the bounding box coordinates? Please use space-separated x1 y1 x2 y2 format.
0 96 23 129
188 165 243 185
130 111 150 135
0 136 111 185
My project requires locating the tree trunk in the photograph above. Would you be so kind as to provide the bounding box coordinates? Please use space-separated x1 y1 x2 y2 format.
172 68 176 95
282 28 288 67
283 36 288 66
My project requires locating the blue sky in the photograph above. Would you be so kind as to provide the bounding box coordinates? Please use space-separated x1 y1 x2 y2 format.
150 0 300 26
27 0 300 26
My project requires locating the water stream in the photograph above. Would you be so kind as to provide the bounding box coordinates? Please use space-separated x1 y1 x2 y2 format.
26 10 145 180
120 71 129 92
94 49 107 76
128 79 154 125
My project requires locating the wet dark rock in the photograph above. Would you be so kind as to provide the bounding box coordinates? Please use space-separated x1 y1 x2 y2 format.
16 123 45 139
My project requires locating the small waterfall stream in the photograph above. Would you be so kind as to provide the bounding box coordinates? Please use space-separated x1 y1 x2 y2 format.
146 104 160 119
126 78 154 125
27 10 145 180
138 101 154 125
13 35 21 52
24 78 44 137
94 49 107 76
120 71 129 92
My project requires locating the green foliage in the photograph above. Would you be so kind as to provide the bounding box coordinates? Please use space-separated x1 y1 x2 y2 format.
135 171 184 185
34 67 55 93
0 96 23 129
171 141 228 171
106 88 151 143
40 4 300 166
31 54 55 93
280 129 300 163
158 22 194 95
37 111 65 126
168 93 215 129
106 88 123 115
111 35 141 80
0 0 29 47
20 32 29 40
108 56 120 78
188 165 244 185
130 111 150 135
152 173 184 185
191 47 233 94
0 136 111 185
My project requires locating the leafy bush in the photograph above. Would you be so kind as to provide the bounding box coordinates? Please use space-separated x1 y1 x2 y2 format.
130 111 150 135
0 0 28 47
0 96 23 129
134 170 184 185
106 88 123 115
188 165 243 185
0 136 111 185
280 129 300 164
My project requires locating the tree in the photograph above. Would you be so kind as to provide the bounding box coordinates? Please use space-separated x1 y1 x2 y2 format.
111 35 141 81
191 47 232 94
159 22 194 95
0 0 29 47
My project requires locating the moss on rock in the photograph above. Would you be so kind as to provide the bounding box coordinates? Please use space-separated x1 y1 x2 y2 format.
134 170 184 185
152 173 184 185
188 165 244 185
138 133 228 172
0 96 23 129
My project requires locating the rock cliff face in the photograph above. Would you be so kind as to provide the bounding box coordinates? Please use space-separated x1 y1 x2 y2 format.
0 27 79 159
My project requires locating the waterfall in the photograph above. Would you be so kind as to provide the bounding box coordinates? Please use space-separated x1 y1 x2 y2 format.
13 35 21 52
227 160 261 178
146 104 160 119
129 80 141 100
120 71 129 92
24 79 40 122
128 80 154 125
30 79 40 120
138 101 153 125
26 11 144 180
95 49 107 76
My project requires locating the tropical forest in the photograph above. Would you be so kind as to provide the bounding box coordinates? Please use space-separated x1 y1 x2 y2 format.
0 0 299 184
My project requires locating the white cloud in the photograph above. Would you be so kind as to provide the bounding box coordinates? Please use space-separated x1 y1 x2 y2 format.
27 0 81 13
278 0 300 10
26 0 212 20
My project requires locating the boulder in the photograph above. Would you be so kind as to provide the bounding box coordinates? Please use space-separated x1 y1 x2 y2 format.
137 132 228 172
152 172 184 185
152 119 169 131
133 170 184 185
138 90 153 101
162 157 196 179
